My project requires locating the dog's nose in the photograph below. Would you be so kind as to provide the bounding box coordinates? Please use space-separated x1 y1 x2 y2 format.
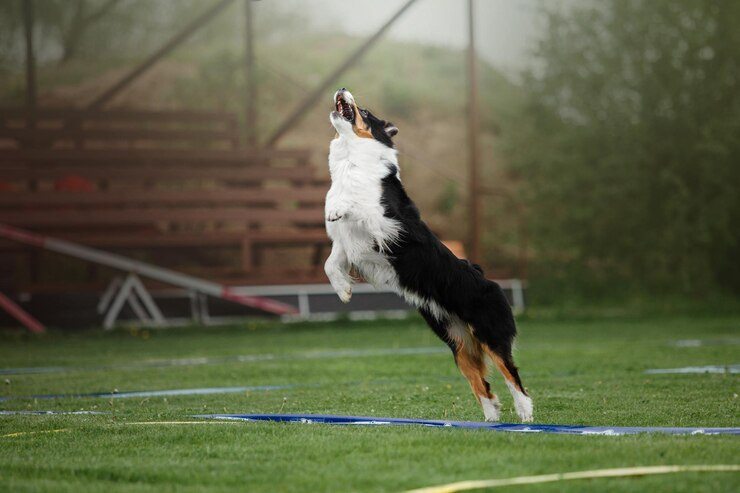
340 87 346 92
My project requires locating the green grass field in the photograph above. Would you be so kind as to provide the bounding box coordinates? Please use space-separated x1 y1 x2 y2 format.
0 314 738 492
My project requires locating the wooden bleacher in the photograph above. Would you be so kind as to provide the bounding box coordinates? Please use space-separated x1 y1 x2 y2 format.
0 108 330 291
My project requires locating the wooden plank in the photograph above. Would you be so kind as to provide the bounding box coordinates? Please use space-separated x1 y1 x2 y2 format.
0 165 317 182
0 107 239 124
0 127 233 143
0 148 311 164
0 187 327 207
0 207 324 227
0 230 329 250
240 236 253 272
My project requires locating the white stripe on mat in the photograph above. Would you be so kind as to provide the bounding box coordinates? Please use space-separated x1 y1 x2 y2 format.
405 465 740 493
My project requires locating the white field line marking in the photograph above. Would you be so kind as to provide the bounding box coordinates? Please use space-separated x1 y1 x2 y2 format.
645 364 740 375
405 465 740 493
0 346 447 375
0 384 296 402
1 428 69 438
673 338 740 347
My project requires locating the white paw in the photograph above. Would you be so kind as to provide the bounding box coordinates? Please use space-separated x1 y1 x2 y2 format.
325 210 346 222
506 381 534 423
337 287 352 303
481 395 501 422
514 395 534 423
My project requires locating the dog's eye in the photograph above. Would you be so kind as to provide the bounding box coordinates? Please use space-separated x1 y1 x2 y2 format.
360 110 368 117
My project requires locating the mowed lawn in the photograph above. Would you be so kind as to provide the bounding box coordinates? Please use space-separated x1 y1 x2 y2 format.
0 314 738 492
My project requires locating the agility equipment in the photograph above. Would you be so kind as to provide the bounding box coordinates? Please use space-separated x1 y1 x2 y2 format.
195 413 740 436
0 290 45 333
0 223 297 329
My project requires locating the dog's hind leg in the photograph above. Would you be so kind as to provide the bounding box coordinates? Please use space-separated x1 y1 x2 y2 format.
420 309 500 421
455 337 501 422
483 345 533 422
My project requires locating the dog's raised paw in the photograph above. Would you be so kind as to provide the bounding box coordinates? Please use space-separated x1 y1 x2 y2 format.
326 210 345 222
338 288 352 303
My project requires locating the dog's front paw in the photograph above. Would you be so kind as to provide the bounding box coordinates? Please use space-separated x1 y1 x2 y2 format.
326 209 346 222
337 286 352 303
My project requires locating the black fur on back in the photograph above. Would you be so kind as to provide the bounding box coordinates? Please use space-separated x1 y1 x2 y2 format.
380 165 522 389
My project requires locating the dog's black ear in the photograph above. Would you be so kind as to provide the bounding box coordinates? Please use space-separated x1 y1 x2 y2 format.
384 122 398 137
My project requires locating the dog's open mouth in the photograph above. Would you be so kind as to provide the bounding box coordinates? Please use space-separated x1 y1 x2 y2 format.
335 94 355 123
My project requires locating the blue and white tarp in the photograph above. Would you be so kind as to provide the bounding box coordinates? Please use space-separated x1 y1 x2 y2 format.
195 413 740 436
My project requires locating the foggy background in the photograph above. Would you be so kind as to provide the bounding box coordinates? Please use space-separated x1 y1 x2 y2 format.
307 0 543 75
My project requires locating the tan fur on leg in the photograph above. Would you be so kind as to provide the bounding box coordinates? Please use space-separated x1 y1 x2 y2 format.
453 337 500 421
485 349 534 422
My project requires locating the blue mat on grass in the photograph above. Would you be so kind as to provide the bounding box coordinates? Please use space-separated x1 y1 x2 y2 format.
195 413 740 436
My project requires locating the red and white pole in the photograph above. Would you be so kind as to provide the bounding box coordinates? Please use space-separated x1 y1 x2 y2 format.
0 292 45 333
0 223 297 316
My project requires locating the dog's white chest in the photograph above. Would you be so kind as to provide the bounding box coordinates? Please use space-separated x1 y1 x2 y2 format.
324 137 449 321
325 139 401 287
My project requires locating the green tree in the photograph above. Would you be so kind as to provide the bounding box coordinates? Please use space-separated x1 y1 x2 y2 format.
505 0 740 295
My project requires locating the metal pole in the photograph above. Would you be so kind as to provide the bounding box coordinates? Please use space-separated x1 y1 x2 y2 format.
466 0 481 263
243 0 257 147
0 291 45 333
87 0 236 110
265 0 419 147
22 0 37 111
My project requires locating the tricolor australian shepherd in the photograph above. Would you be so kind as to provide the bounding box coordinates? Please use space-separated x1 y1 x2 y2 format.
325 88 533 422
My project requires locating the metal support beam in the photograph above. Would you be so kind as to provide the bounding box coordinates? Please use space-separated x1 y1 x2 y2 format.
243 0 257 147
0 291 45 333
100 273 166 330
264 0 419 147
22 0 37 111
466 0 481 263
87 0 236 110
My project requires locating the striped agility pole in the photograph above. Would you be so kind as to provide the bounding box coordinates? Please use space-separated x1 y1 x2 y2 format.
0 223 297 316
